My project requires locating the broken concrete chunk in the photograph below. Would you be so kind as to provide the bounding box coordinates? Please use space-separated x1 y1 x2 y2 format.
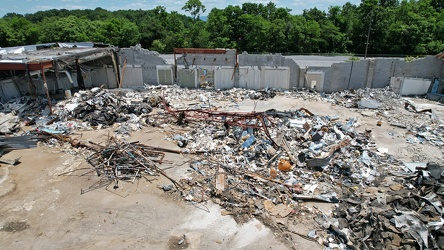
358 99 382 109
263 200 275 212
215 167 226 193
269 204 292 218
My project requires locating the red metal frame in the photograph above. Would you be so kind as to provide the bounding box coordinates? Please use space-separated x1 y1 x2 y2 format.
0 60 53 71
162 95 278 147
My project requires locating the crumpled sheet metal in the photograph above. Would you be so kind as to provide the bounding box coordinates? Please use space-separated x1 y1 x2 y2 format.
57 88 154 127
394 213 429 249
330 163 444 250
1 88 158 134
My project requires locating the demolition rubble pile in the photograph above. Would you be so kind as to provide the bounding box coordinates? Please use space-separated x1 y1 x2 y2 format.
326 87 401 110
0 88 160 134
324 87 444 149
0 86 281 135
289 86 444 158
2 86 443 248
81 137 182 194
332 162 444 249
52 88 156 133
157 85 279 103
155 92 444 249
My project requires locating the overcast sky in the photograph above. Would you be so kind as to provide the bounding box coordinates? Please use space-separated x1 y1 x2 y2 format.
0 0 362 18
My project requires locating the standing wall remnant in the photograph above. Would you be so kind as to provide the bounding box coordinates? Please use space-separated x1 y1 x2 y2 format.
122 49 444 93
118 45 168 88
238 53 299 90
319 56 444 93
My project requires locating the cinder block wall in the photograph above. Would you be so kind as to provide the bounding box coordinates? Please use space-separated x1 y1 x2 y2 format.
238 53 299 89
124 47 444 92
319 56 444 93
119 46 167 86
175 50 237 67
322 60 370 92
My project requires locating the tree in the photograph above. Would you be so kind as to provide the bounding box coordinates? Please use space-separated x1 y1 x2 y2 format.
182 0 206 21
206 8 236 48
95 18 141 47
0 19 12 47
0 2 442 54
38 16 91 43
5 16 38 46
237 14 269 52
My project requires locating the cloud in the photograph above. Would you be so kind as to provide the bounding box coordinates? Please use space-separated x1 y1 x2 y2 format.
35 5 55 10
63 5 90 9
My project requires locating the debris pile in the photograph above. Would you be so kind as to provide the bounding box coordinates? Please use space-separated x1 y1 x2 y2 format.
0 86 286 134
150 94 444 249
56 88 154 127
327 87 401 110
43 134 183 194
154 85 281 104
326 162 444 249
3 86 444 249
323 88 444 149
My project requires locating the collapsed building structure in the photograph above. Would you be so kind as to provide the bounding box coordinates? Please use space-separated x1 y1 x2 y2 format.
0 42 120 102
0 43 443 102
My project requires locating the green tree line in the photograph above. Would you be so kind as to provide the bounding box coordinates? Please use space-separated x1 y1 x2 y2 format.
0 0 443 55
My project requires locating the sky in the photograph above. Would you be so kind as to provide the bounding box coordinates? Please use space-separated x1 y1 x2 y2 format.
0 0 362 18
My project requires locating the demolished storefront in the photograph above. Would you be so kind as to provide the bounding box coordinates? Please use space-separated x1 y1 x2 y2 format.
0 42 119 102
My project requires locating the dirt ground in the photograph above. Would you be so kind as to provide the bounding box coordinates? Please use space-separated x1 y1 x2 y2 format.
0 94 443 249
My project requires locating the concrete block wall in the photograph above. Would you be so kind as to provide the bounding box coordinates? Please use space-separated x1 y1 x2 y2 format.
322 60 369 92
238 53 299 89
392 56 443 78
116 48 444 93
372 59 396 88
175 50 237 67
119 45 167 85
321 56 444 93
